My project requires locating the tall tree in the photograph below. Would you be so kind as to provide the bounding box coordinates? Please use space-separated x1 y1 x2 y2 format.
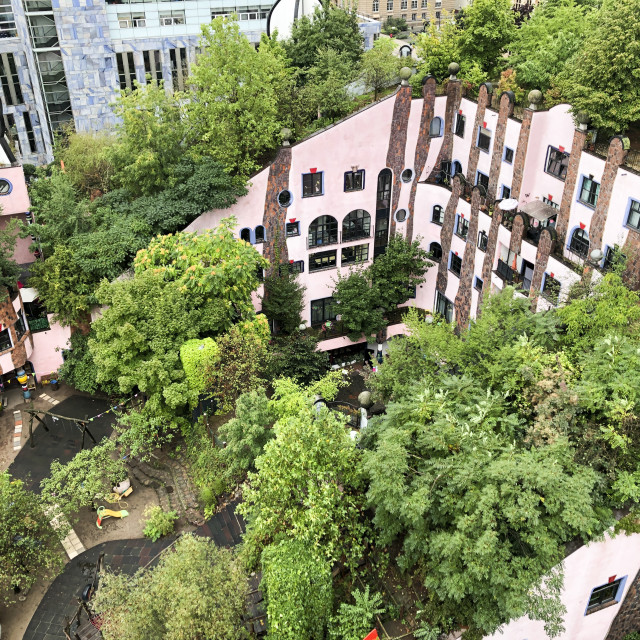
261 265 306 335
93 535 247 640
556 0 640 133
285 0 363 73
457 0 516 75
0 473 65 603
188 17 289 177
413 21 461 81
360 37 402 100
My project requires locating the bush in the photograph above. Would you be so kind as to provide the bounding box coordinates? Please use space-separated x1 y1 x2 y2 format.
329 586 385 640
143 505 178 541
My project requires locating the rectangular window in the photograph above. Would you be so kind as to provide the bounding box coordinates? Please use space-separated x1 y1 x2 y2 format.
435 291 453 322
309 249 337 272
0 0 17 37
401 13 407 19
344 169 365 192
421 0 427 6
579 176 600 208
586 578 625 614
501 185 511 200
545 146 570 180
401 0 407 9
159 10 185 25
411 0 418 7
504 147 514 164
603 246 625 271
476 171 489 192
143 50 163 84
627 200 640 230
169 47 188 91
542 274 561 304
286 221 300 237
311 297 337 325
542 196 560 210
116 51 136 91
449 252 462 277
211 11 229 19
474 276 483 291
477 126 491 152
0 53 23 106
117 12 146 28
387 0 393 10
302 172 323 197
281 260 305 274
435 10 440 18
372 0 379 10
411 13 416 20
455 215 469 239
0 327 11 351
342 243 369 265
25 300 50 332
432 205 444 225
421 12 426 18
455 114 465 138
23 112 37 153
478 230 488 252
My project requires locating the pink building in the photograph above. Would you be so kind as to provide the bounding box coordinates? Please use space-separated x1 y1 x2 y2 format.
186 67 640 360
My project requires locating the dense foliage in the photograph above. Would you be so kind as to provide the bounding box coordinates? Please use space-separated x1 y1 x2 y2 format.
94 534 247 640
0 473 65 603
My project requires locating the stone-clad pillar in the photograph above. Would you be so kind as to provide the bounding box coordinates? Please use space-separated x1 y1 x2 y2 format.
454 187 481 330
0 290 24 373
509 212 527 257
486 92 515 202
587 136 629 253
427 63 462 183
510 90 543 201
477 202 504 312
465 83 493 186
406 76 437 241
386 80 413 236
528 228 556 310
555 124 588 249
261 136 292 274
436 175 463 293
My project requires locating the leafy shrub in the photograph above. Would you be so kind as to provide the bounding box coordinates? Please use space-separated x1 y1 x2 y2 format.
329 586 384 640
143 506 178 541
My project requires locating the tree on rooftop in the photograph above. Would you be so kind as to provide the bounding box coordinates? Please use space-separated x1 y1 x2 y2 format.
413 20 461 81
360 37 402 100
0 472 65 604
187 17 289 178
556 0 640 134
285 0 363 74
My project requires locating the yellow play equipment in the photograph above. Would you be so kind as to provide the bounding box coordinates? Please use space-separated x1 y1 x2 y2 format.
96 505 129 528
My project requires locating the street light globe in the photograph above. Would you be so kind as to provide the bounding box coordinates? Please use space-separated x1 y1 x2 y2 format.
590 248 604 263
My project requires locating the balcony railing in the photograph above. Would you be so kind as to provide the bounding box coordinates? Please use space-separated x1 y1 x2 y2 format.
495 259 522 285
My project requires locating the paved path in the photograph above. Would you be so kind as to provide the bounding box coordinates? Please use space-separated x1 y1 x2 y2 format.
23 501 246 640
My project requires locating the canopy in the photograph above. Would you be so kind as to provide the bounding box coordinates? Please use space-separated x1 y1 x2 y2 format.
20 287 39 303
520 200 558 222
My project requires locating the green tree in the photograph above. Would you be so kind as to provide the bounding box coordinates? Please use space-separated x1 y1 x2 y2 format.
187 17 289 177
218 388 274 480
509 0 591 92
0 473 65 603
556 0 640 133
40 439 128 517
266 333 331 385
381 16 409 35
364 388 604 637
360 37 402 100
285 0 363 73
261 539 333 640
0 218 20 292
261 265 305 334
329 586 385 640
94 534 247 640
239 378 365 568
109 81 186 198
413 21 461 81
457 0 516 75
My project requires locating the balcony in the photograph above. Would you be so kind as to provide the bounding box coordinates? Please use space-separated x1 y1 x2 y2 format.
495 259 522 285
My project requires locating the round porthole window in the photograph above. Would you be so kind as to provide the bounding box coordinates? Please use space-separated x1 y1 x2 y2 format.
401 168 414 183
277 189 292 207
395 208 408 223
0 179 11 195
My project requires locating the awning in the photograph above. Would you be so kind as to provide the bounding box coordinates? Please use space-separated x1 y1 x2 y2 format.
520 200 558 222
19 287 39 303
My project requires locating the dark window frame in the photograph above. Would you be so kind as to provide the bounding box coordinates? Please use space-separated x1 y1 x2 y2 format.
302 172 323 198
501 185 511 200
311 296 337 325
579 176 600 208
477 126 491 152
344 169 365 192
309 215 338 248
254 225 266 244
585 578 626 615
455 215 469 239
541 273 561 303
449 252 462 277
342 209 371 242
286 221 300 237
569 227 589 257
341 243 369 265
309 249 337 272
627 199 640 230
429 117 443 137
478 230 488 252
474 276 483 291
454 114 465 138
545 146 570 181
435 291 454 322
429 242 442 261
503 147 514 164
476 171 489 192
432 205 444 225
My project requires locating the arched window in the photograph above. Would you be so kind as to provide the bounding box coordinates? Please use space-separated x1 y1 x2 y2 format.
240 228 252 243
432 205 444 225
429 242 442 261
342 209 371 242
452 161 463 177
255 225 266 243
569 228 589 257
429 117 443 137
308 215 338 248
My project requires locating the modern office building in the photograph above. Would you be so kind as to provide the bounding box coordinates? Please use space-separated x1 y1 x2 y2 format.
0 0 380 166
185 66 640 363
